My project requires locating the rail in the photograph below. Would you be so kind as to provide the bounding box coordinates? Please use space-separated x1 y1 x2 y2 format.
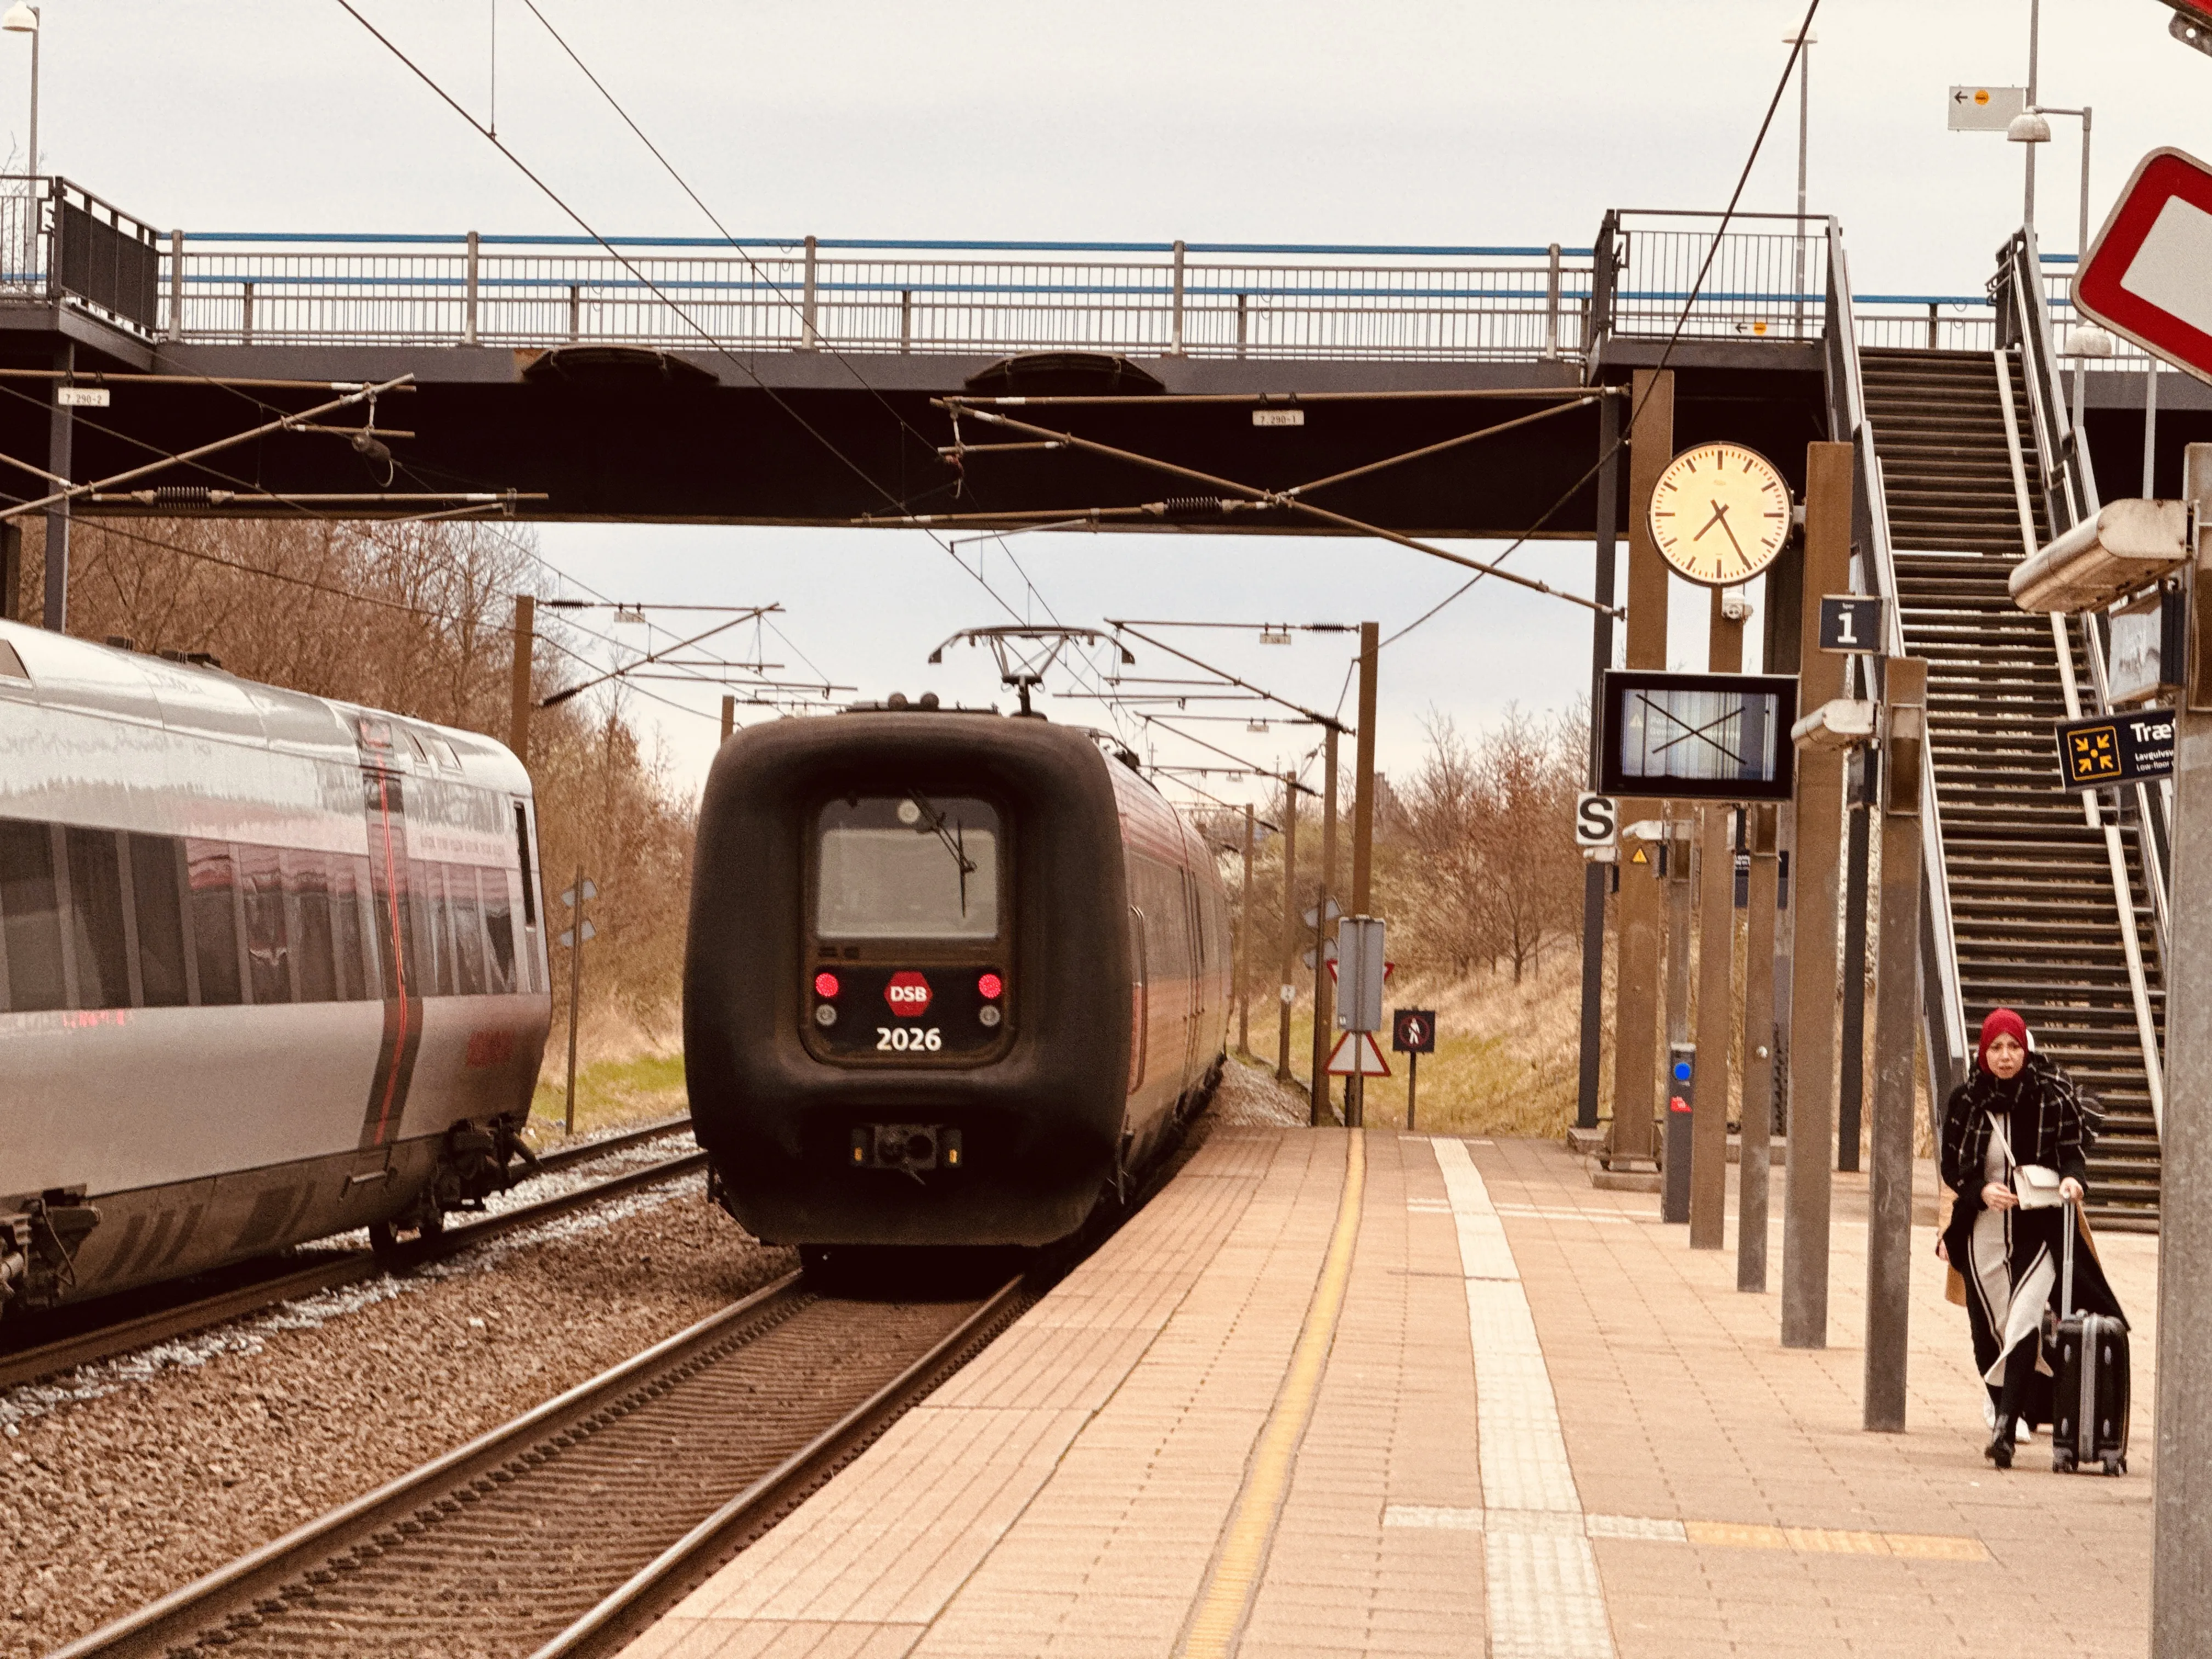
1821 217 1971 1105
1995 228 2169 1135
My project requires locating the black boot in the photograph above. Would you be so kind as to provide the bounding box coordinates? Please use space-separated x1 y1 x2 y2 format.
1986 1418 2016 1469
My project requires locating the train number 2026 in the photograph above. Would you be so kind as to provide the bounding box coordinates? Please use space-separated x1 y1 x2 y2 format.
877 1026 944 1053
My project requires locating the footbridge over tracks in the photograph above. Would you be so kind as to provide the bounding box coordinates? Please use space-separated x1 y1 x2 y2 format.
3 176 2202 1226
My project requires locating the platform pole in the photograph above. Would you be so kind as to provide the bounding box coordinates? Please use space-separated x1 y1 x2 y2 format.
1 520 18 623
2154 444 2212 1657
1277 774 1297 1084
1346 623 1378 1128
1837 754 1872 1172
1609 369 1673 1169
1865 656 1925 1432
1738 803 1780 1292
1310 726 1340 1126
1690 589 1744 1248
1578 391 1623 1131
1780 441 1855 1350
509 594 535 766
42 341 71 633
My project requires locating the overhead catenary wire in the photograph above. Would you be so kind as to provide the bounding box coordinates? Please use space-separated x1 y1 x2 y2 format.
332 0 1124 732
1381 0 1822 648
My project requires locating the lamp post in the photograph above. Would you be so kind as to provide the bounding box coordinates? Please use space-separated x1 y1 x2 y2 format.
2 4 35 176
1782 26 1815 340
2011 104 2111 430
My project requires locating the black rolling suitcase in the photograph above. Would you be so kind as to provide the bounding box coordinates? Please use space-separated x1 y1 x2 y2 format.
2051 1198 2130 1476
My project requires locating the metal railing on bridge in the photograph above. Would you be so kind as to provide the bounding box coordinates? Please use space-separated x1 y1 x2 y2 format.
0 177 2166 375
154 230 1602 362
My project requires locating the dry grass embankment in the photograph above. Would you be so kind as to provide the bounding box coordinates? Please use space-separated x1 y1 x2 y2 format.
1245 949 1589 1139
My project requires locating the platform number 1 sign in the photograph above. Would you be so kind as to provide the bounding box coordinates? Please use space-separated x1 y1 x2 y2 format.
1393 1008 1437 1131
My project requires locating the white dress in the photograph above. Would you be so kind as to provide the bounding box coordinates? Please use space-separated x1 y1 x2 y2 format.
1968 1114 2056 1388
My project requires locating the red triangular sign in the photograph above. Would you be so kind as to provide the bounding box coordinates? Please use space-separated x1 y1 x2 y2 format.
1325 1031 1392 1076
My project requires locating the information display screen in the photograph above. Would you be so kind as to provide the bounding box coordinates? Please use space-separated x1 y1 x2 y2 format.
1598 670 1800 803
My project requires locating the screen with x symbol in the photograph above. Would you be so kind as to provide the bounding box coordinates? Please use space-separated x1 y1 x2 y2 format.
1599 670 1801 803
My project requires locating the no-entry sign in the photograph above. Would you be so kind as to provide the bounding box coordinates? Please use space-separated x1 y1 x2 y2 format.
2075 148 2212 386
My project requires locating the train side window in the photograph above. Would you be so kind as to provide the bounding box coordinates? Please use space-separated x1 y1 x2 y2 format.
128 833 190 1008
415 860 454 997
0 640 27 680
0 816 67 1012
481 866 516 994
449 865 487 996
512 803 537 927
334 855 371 1001
286 848 338 1003
64 826 132 1009
239 844 294 1005
185 840 242 1006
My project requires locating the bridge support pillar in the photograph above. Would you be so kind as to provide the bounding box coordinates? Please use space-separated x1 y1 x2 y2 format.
1608 370 1673 1169
1576 391 1622 1132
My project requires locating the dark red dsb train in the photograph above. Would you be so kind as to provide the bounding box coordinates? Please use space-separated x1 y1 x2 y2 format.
683 704 1232 1260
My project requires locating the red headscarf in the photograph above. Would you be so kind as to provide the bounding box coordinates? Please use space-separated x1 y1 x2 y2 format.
1977 1007 2028 1072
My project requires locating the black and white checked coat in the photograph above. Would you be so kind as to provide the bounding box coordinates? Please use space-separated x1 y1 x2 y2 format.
1938 1049 2099 1205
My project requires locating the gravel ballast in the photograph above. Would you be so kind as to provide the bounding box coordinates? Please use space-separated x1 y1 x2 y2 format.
3 1172 789 1659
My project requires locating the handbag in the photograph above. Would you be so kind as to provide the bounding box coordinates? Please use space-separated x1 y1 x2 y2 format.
1995 1119 2066 1209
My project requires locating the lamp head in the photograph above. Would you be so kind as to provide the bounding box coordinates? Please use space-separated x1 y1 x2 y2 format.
2066 324 2118 359
2008 110 2052 143
1 5 37 32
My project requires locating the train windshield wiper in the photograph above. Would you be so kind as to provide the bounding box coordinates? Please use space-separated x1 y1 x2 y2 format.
905 791 978 916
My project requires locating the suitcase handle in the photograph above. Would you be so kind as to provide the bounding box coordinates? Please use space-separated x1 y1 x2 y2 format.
2061 1196 2075 1319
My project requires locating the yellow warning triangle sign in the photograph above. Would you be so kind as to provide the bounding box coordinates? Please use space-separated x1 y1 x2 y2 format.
1629 845 1649 864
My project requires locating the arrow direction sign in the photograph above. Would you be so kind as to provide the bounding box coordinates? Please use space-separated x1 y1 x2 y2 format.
1948 84 2025 131
2075 147 2212 386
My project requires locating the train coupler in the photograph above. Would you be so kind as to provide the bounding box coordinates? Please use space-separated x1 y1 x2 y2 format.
0 1195 102 1311
848 1124 964 1177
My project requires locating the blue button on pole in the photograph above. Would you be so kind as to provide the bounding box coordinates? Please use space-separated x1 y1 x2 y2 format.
1673 1060 1693 1083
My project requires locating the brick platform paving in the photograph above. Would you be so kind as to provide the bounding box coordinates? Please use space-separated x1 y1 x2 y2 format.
622 1128 2157 1658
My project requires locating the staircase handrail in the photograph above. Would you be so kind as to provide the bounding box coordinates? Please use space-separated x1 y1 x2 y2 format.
1995 225 2169 1134
1824 217 1971 1101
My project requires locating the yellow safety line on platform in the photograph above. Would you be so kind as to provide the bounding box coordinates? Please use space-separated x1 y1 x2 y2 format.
1179 1129 1367 1659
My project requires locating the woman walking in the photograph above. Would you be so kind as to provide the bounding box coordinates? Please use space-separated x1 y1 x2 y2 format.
1937 1007 2124 1468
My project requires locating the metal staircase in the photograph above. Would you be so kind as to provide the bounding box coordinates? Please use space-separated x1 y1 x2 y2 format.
1825 227 2168 1230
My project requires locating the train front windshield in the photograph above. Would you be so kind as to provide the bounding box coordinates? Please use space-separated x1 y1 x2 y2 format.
805 795 1011 1063
816 797 999 940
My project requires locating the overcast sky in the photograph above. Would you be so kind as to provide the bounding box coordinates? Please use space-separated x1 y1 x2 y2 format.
30 2 2212 806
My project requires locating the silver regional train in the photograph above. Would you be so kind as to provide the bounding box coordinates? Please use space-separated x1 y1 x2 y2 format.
0 619 551 1319
684 701 1232 1259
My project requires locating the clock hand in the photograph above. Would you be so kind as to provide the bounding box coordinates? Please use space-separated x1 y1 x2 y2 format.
1714 505 1747 560
1690 502 1728 542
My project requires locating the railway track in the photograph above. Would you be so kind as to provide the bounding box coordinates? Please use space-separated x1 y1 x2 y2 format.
50 1272 1030 1659
0 1119 705 1392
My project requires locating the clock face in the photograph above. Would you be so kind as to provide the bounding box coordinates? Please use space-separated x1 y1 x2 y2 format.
1648 443 1792 588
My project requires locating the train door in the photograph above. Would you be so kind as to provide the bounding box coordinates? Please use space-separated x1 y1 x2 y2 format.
1179 866 1203 1088
356 724 425 1150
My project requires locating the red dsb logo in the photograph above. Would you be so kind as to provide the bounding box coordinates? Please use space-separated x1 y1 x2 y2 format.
884 970 933 1017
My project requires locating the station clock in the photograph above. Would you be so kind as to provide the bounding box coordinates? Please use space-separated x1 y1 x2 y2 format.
1646 442 1792 588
